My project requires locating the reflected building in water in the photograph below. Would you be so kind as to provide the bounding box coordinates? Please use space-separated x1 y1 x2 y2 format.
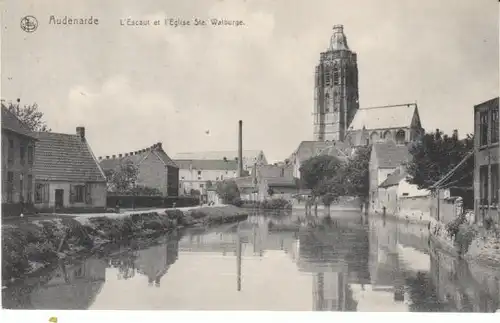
19 258 107 309
134 233 180 287
297 217 371 311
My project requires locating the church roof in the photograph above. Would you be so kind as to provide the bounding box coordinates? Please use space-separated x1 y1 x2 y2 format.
348 104 418 131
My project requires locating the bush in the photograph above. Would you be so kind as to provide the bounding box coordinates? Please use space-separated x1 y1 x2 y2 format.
455 225 478 255
241 198 292 210
445 213 467 239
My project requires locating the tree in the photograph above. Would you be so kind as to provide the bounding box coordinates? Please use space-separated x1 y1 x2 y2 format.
106 160 139 193
4 99 51 132
342 145 371 203
215 179 241 205
299 155 343 191
405 129 473 189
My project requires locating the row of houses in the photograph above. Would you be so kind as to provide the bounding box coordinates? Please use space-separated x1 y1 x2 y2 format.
371 97 499 226
1 104 108 215
2 102 280 214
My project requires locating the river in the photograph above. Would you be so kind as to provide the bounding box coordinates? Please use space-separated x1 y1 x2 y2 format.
2 210 500 311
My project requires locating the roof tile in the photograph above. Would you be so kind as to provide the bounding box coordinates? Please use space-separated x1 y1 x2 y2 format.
34 132 106 182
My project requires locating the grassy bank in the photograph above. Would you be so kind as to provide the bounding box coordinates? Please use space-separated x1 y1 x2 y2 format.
1 205 247 285
429 218 500 267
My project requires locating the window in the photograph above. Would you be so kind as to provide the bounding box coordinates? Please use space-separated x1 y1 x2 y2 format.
479 110 489 146
480 165 488 205
181 176 185 180
200 184 204 188
73 185 85 203
20 144 26 165
402 193 409 196
27 175 33 203
8 139 14 164
35 183 49 203
333 66 339 85
221 175 224 180
492 164 499 205
491 109 499 144
280 168 284 177
324 72 331 87
6 172 14 202
395 130 406 145
19 174 24 202
27 146 34 165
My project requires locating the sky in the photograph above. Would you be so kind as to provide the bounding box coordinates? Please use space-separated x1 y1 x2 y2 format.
1 0 498 163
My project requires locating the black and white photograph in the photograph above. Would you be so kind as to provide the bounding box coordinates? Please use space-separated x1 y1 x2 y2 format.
1 0 499 316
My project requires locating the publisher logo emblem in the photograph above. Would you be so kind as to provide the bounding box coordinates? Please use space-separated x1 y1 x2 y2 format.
20 16 38 33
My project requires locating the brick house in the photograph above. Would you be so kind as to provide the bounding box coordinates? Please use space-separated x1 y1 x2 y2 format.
1 104 37 216
33 127 107 212
99 142 179 197
235 164 297 201
473 97 499 225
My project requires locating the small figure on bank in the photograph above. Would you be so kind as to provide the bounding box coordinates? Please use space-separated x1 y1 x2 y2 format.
19 196 25 218
115 200 121 213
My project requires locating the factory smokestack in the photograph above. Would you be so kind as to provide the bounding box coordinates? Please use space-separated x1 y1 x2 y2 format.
238 120 243 177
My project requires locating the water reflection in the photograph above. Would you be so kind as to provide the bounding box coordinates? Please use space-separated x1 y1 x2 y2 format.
2 211 499 311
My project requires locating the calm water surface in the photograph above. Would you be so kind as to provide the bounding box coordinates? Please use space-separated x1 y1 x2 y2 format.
3 211 500 311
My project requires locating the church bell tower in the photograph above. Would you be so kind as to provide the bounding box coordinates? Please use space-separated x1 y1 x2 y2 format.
313 25 359 141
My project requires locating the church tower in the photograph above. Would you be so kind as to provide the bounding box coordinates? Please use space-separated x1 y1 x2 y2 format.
313 25 359 141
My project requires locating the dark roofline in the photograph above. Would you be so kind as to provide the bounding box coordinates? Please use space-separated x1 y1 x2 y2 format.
474 97 499 110
97 142 164 160
1 105 38 140
361 103 417 110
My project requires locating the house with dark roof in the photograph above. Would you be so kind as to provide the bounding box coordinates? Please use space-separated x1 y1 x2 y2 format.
174 159 238 197
345 103 424 147
173 150 267 172
1 104 38 216
369 141 411 213
99 142 179 197
288 140 352 179
33 127 107 212
243 164 297 201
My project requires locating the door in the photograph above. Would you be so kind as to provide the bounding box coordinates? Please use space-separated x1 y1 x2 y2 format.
55 189 64 209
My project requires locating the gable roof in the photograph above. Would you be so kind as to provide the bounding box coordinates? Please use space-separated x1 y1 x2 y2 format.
379 168 407 188
317 141 353 160
372 141 411 168
1 104 38 139
99 143 178 171
174 159 238 171
34 132 106 182
291 141 335 162
348 103 418 131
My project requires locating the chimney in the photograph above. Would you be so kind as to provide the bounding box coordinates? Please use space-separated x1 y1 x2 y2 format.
106 156 110 159
76 127 85 140
119 154 122 158
112 155 116 159
98 156 102 160
157 142 162 150
237 120 243 177
125 153 128 157
452 129 459 139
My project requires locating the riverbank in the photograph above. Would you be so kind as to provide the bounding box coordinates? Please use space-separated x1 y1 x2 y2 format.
429 218 500 267
1 205 248 285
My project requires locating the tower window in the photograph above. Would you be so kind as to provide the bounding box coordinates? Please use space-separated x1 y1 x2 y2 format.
324 72 331 86
333 66 339 85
